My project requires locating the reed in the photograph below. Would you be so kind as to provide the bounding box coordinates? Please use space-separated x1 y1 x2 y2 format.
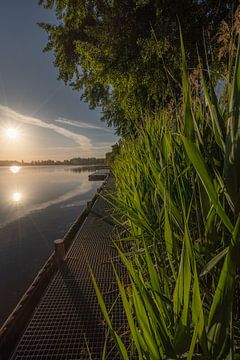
93 34 240 359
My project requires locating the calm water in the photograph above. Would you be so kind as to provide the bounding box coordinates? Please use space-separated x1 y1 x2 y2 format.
0 166 102 324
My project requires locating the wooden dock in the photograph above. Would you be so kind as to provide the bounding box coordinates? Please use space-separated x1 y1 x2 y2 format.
88 169 110 181
0 176 128 360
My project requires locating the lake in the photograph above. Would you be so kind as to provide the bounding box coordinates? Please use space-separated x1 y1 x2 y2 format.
0 165 102 325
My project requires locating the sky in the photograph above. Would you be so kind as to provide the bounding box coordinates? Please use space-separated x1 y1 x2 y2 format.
0 1 118 161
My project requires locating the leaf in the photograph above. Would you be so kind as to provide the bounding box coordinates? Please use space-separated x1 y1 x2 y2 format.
207 216 240 358
144 242 161 294
113 267 143 359
90 269 129 359
187 319 200 360
179 26 194 140
173 224 192 343
192 262 208 354
200 65 225 151
116 244 176 357
182 136 233 233
201 247 229 277
131 281 162 360
164 208 177 279
224 36 240 213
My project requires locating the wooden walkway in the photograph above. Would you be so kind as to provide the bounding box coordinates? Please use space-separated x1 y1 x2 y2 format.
9 177 127 359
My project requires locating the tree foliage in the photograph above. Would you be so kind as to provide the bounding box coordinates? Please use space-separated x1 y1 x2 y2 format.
39 0 238 134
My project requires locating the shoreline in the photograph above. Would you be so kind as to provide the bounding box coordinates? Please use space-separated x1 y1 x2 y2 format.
0 175 109 358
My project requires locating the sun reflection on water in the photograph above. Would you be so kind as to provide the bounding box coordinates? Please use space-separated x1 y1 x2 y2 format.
10 166 21 174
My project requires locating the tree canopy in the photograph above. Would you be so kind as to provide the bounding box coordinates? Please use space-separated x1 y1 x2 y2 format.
39 0 238 134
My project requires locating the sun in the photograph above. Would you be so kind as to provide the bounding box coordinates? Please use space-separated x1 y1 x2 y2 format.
5 127 18 140
12 192 22 202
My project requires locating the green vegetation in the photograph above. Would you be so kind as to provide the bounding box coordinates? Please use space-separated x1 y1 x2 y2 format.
93 33 240 358
105 143 120 166
39 0 238 135
39 2 240 358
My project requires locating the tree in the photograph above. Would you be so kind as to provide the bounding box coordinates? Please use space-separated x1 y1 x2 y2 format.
39 0 238 134
105 143 120 165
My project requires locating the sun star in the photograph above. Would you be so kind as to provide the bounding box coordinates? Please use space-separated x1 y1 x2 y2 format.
5 127 18 140
12 192 22 202
10 165 21 174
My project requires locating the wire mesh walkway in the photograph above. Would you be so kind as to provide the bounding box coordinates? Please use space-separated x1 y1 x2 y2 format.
10 177 127 359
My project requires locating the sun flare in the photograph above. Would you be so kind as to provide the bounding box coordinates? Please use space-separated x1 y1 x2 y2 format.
10 165 21 174
5 127 18 140
12 192 22 202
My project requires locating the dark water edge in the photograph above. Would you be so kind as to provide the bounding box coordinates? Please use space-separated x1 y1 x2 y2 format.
0 190 97 325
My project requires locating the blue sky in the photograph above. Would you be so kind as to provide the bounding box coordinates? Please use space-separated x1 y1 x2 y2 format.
0 1 118 161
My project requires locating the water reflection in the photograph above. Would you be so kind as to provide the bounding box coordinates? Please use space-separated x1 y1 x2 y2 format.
0 165 102 325
0 166 101 229
10 165 21 174
12 192 22 202
71 165 108 173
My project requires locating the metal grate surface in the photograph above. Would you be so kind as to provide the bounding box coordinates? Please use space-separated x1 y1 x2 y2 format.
11 177 129 359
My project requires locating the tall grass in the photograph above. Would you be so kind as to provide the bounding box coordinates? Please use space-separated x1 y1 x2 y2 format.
93 35 240 359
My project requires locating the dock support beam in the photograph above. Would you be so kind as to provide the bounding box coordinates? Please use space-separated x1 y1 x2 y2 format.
54 239 65 265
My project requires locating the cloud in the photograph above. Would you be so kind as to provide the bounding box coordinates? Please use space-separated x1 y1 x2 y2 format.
46 146 81 151
55 117 113 132
0 181 92 229
92 143 115 151
28 181 91 213
0 105 93 152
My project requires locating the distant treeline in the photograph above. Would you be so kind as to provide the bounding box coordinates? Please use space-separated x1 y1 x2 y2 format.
0 158 105 166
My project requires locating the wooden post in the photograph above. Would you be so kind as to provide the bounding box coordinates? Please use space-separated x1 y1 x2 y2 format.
54 239 65 265
87 201 92 209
